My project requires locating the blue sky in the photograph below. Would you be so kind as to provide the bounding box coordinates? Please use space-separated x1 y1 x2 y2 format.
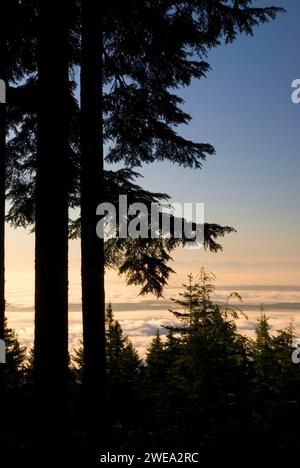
123 0 300 285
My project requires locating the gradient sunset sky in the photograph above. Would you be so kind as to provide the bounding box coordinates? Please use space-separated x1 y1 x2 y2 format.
5 0 300 320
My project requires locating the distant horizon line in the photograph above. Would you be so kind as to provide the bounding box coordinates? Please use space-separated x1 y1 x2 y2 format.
6 300 300 313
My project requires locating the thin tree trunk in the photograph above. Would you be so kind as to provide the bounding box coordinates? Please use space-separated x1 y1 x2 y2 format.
80 0 107 447
34 0 70 448
0 2 7 403
0 14 6 341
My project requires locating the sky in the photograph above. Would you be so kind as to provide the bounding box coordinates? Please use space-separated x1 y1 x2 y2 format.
5 0 300 352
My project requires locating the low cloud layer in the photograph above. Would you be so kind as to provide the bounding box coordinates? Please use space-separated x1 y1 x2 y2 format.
6 299 300 359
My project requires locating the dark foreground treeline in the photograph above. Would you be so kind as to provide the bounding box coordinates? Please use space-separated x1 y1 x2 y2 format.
2 270 300 451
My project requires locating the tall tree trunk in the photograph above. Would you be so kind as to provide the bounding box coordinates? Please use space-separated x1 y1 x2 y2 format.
80 0 107 447
34 0 70 447
0 1 7 404
0 15 6 342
